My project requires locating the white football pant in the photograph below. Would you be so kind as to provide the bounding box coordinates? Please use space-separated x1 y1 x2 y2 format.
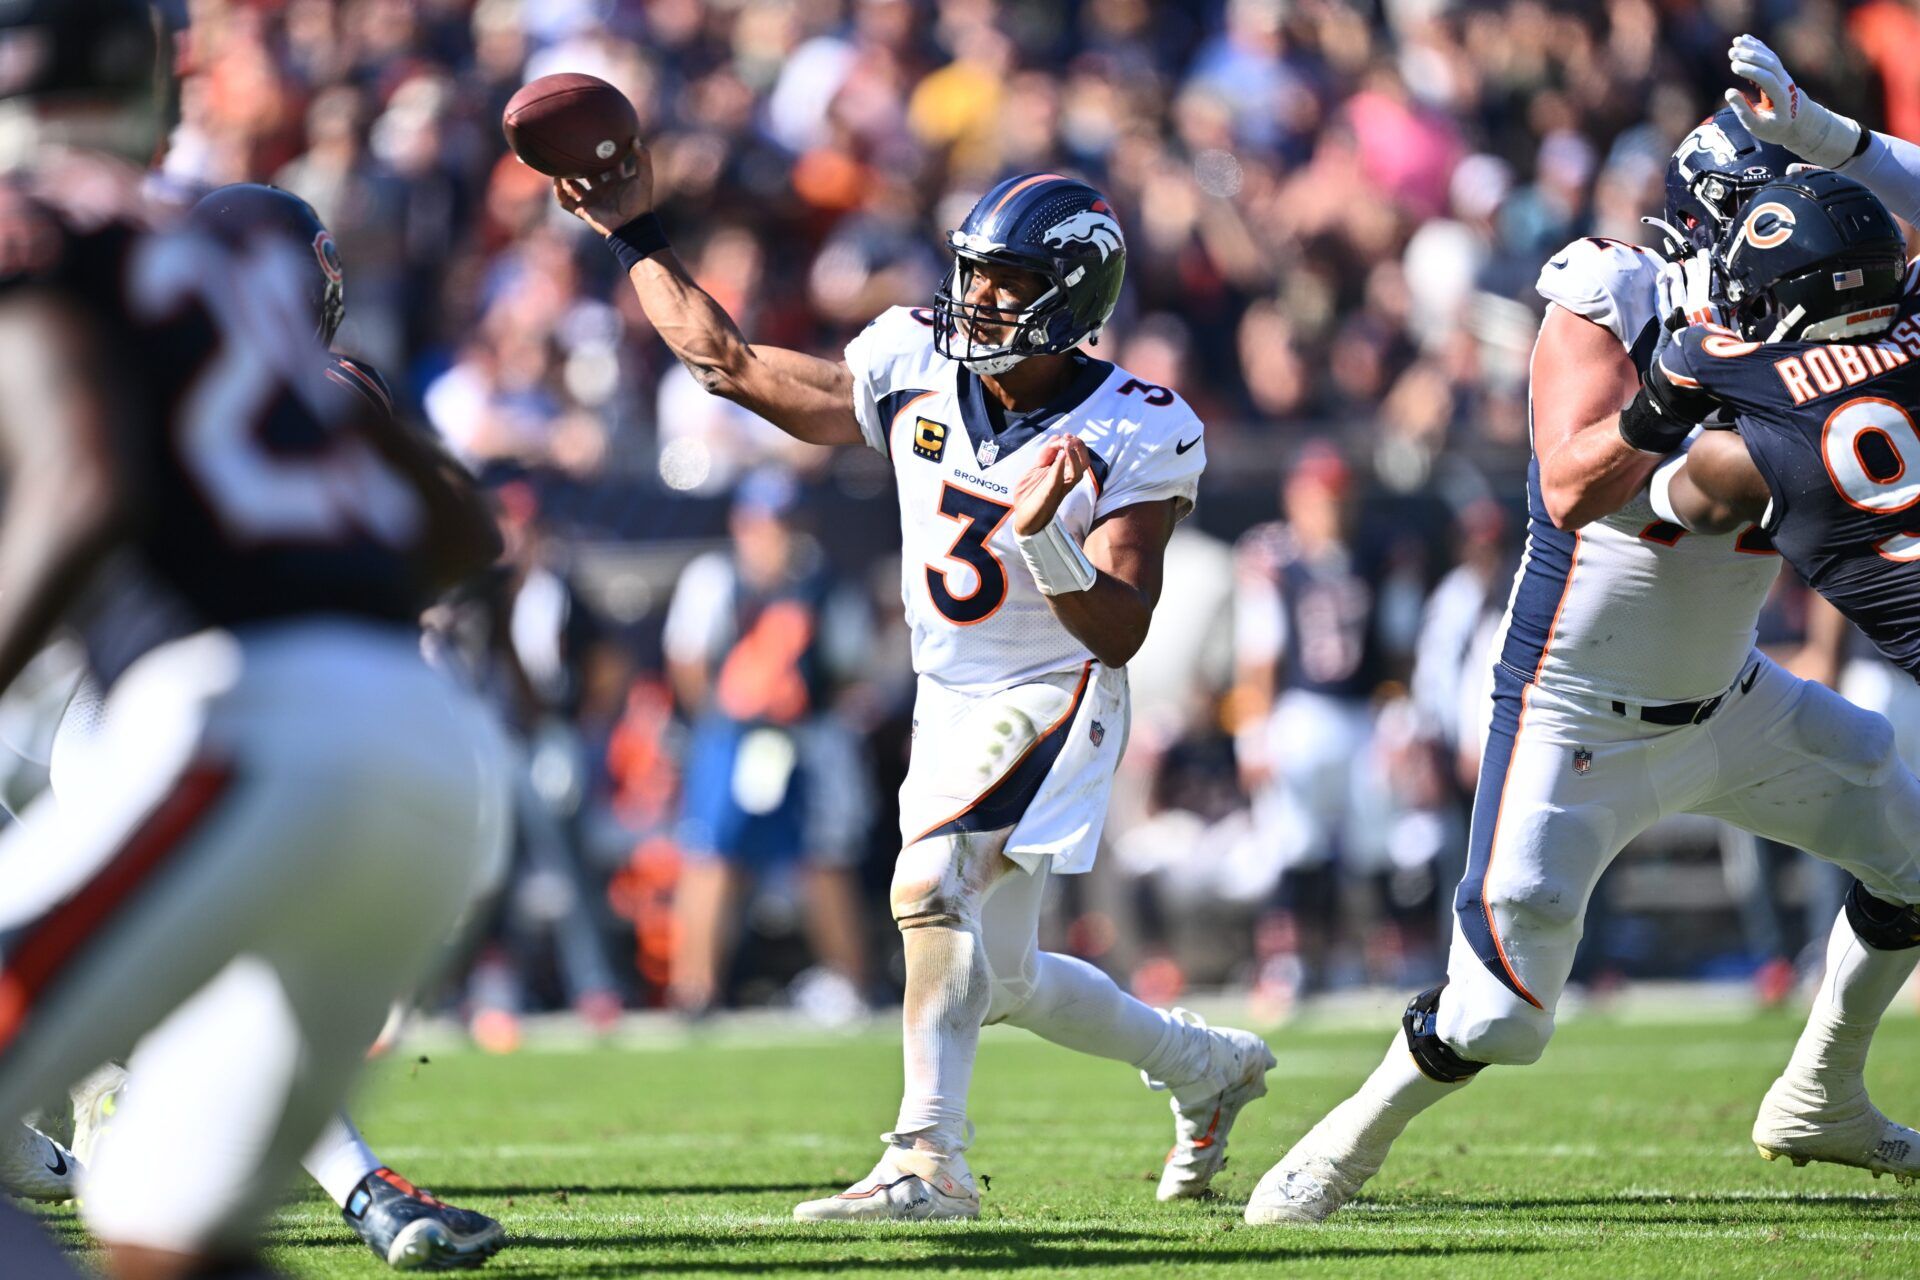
0 622 508 1255
1443 652 1920 1065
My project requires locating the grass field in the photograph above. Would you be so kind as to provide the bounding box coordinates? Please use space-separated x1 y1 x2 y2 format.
40 1000 1920 1277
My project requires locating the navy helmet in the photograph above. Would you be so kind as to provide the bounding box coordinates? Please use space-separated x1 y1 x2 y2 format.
1663 104 1802 254
933 173 1126 375
189 184 347 346
1714 170 1907 342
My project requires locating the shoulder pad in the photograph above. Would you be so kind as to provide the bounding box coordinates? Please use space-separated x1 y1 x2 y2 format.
1537 236 1663 346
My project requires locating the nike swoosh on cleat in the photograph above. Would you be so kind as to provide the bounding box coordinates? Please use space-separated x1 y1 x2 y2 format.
44 1149 66 1176
1175 436 1201 455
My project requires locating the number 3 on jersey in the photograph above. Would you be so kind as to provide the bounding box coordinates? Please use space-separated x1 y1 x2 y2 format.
927 484 1013 624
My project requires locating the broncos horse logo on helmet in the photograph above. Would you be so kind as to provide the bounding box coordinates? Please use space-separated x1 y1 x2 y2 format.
1657 102 1803 255
934 173 1127 376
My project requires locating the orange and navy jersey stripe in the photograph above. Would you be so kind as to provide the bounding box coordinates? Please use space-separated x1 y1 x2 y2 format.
325 354 395 420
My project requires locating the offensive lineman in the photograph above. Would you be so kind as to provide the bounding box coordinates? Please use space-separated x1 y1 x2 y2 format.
0 2 507 1276
1248 38 1920 1224
556 158 1275 1218
38 183 509 1271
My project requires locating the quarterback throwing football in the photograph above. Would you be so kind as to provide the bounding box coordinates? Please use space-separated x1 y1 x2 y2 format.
558 160 1274 1219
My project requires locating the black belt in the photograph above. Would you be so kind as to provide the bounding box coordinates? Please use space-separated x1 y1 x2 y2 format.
1610 660 1760 726
1610 692 1726 726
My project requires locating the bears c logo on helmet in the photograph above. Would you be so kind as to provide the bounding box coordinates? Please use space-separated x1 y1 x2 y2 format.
1740 201 1797 252
314 229 344 284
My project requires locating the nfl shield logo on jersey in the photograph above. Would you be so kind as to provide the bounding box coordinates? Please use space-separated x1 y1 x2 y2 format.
1572 747 1593 776
978 439 1000 466
1090 720 1105 747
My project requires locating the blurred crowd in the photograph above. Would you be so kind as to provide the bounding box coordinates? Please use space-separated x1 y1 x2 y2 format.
150 0 1920 1029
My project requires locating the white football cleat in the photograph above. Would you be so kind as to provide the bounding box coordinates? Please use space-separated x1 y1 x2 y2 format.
1244 1093 1393 1224
1753 1074 1920 1185
0 1123 82 1203
793 1147 980 1222
1149 1010 1276 1201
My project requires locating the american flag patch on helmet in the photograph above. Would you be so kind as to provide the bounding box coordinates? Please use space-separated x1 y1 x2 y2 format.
1834 268 1865 290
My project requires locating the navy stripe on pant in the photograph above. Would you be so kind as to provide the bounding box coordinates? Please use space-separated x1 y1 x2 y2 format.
1453 663 1539 1007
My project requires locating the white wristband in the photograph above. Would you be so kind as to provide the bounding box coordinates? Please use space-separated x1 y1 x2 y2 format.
1649 452 1692 529
1016 518 1098 596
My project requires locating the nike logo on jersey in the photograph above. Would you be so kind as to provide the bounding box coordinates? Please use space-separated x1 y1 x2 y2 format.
1176 436 1201 455
44 1148 66 1177
1739 664 1760 696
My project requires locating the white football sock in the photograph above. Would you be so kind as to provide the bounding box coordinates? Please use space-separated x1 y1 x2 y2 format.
889 923 989 1155
1306 1027 1468 1161
998 953 1216 1102
302 1113 383 1208
1781 909 1920 1098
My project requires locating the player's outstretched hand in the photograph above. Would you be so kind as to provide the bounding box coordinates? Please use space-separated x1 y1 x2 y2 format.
1014 435 1092 536
1724 34 1861 169
554 140 654 237
1655 250 1721 332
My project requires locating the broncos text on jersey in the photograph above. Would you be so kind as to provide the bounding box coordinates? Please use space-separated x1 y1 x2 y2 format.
845 306 1206 692
1659 278 1920 677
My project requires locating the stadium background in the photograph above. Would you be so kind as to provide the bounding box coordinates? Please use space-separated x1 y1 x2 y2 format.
143 0 1920 1033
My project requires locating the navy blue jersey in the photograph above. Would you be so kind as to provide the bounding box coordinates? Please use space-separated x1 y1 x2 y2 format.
0 163 430 683
1238 522 1392 700
1662 287 1920 677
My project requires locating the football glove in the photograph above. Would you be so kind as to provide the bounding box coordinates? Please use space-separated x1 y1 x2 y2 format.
1654 249 1722 332
1724 34 1862 170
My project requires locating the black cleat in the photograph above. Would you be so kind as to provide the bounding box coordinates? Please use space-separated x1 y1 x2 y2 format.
341 1168 504 1271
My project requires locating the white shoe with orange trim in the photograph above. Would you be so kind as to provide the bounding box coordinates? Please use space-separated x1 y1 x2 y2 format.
1149 1010 1276 1201
793 1147 980 1222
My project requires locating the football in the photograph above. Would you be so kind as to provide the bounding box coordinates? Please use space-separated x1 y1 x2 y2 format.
502 73 639 179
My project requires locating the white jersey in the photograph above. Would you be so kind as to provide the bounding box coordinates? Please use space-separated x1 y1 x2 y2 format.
846 306 1205 692
1493 236 1780 705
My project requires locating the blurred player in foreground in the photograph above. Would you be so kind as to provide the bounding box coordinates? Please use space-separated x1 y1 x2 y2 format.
558 152 1275 1219
1249 38 1920 1225
0 3 507 1276
34 183 509 1270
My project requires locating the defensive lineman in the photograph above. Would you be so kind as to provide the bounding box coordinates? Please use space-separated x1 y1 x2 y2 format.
0 2 507 1274
1248 38 1920 1224
39 183 509 1271
558 159 1274 1219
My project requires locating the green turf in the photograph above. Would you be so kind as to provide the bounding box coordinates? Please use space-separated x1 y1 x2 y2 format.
43 1005 1920 1277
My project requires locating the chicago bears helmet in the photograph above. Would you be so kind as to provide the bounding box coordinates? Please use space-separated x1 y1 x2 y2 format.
1663 104 1802 254
933 173 1126 375
189 184 347 346
1714 170 1906 342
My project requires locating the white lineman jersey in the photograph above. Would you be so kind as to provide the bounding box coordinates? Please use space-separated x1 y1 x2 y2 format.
846 306 1206 692
1500 236 1780 705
